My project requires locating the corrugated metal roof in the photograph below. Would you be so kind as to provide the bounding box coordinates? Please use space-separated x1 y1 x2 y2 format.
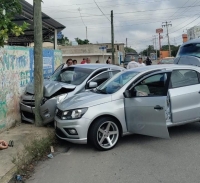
8 0 66 45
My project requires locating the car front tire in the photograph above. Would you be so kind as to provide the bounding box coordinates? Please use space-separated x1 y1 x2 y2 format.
89 117 120 151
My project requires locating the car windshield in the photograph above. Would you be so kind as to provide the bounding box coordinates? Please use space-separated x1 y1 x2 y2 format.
161 58 174 63
96 71 139 94
177 43 200 58
124 55 139 62
49 67 93 85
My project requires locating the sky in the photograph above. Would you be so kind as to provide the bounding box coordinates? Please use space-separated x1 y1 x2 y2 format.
25 0 200 52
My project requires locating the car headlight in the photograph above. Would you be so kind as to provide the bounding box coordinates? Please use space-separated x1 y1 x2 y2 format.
56 94 68 104
61 108 88 120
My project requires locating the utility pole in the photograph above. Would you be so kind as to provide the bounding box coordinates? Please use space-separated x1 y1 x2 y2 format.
162 21 172 57
153 35 158 60
126 38 127 48
86 26 88 40
111 10 115 64
33 0 43 126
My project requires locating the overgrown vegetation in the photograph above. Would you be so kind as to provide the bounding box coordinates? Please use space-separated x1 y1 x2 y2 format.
75 37 90 45
12 132 55 177
0 0 29 47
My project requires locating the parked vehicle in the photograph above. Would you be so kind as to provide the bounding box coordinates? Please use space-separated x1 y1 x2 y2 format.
55 64 200 150
175 38 200 66
20 64 125 125
158 57 174 64
123 53 139 68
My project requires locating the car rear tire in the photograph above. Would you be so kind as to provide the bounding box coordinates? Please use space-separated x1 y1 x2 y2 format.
89 117 120 151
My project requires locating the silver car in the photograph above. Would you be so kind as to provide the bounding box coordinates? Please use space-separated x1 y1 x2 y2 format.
20 64 125 124
55 64 200 150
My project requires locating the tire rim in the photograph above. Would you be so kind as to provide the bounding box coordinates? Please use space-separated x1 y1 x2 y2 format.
97 121 119 149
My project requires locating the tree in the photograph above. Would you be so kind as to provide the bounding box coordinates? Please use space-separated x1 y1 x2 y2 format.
51 33 69 45
141 45 155 56
161 45 180 57
0 0 29 47
75 38 90 45
124 47 137 54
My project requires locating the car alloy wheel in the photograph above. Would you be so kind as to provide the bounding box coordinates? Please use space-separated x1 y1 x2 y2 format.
89 117 120 151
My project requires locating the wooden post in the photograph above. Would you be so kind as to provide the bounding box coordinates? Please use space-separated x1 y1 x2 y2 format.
111 10 115 64
34 0 43 126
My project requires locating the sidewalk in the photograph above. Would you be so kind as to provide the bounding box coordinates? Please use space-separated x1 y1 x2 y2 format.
0 123 53 183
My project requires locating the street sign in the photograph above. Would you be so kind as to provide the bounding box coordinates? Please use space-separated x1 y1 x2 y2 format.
57 32 63 39
156 28 163 33
99 46 107 50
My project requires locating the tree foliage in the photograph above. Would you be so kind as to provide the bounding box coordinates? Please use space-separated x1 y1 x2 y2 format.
0 0 29 47
124 47 137 54
75 38 90 45
51 33 69 45
161 45 180 57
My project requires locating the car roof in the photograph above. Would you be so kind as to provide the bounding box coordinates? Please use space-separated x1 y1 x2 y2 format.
125 64 200 73
181 38 200 46
68 64 125 70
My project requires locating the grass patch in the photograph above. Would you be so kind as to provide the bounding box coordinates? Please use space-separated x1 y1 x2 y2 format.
12 131 55 178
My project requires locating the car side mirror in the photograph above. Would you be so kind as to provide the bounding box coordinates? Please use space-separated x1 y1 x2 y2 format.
123 90 137 98
88 81 98 89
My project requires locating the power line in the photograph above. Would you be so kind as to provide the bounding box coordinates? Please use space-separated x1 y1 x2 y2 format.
162 21 172 57
93 0 110 21
78 8 86 27
42 0 170 9
62 15 196 29
170 16 200 34
53 5 200 19
168 0 190 19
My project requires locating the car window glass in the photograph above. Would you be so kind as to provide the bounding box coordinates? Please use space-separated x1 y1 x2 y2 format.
88 69 108 80
134 73 168 97
97 71 139 94
177 43 200 58
171 70 199 88
50 67 93 85
89 71 114 87
50 64 64 79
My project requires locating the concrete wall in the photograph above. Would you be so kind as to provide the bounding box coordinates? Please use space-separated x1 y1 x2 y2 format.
60 43 125 65
62 55 111 64
0 46 62 132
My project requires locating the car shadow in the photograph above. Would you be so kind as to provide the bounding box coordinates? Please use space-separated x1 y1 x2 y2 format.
117 122 200 147
53 122 200 152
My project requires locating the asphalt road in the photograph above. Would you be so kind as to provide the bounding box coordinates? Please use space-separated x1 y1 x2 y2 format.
26 123 200 183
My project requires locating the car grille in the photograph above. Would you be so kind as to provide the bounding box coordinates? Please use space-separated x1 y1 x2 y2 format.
56 109 63 119
22 111 35 120
56 127 67 138
22 100 35 107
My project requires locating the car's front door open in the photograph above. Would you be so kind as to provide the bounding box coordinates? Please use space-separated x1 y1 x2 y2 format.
124 72 170 139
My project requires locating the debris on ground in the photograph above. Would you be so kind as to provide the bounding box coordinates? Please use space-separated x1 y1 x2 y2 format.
47 153 54 159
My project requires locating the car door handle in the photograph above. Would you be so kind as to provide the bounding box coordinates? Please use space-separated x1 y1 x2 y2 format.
154 105 163 110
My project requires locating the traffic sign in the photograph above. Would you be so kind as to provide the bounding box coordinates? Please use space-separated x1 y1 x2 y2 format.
156 28 163 34
99 46 107 50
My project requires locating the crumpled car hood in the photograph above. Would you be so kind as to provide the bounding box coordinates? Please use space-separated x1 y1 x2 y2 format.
58 91 111 110
26 80 76 97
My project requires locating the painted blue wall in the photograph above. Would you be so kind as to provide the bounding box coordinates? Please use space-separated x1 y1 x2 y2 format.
29 48 55 81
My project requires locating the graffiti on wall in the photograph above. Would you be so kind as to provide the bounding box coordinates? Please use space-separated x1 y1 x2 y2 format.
0 46 30 129
29 49 55 81
54 50 63 70
0 46 62 131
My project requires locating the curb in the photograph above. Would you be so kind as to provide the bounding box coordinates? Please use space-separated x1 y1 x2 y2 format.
1 166 17 183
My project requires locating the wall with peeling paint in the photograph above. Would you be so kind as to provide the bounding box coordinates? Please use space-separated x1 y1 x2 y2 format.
0 46 63 132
